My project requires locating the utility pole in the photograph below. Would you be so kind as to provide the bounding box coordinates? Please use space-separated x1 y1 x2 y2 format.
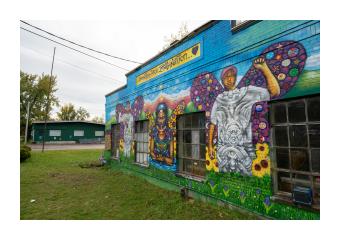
24 101 30 145
42 47 56 152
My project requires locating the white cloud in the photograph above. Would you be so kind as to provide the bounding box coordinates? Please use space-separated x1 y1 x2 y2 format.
305 53 320 68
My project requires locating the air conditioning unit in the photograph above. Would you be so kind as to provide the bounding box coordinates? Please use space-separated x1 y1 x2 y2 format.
292 186 313 206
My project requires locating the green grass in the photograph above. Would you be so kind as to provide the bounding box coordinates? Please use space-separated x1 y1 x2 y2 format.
284 69 320 99
21 150 258 219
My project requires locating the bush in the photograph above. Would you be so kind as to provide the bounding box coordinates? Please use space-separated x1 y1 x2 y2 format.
21 145 31 152
20 145 31 163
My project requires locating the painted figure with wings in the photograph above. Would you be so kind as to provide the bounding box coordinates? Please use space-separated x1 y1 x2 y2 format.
115 96 144 158
190 41 307 176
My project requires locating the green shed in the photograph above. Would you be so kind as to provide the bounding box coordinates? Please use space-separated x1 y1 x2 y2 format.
32 121 105 144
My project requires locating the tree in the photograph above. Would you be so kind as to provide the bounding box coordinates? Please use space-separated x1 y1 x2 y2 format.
20 71 59 136
57 103 90 121
76 107 90 120
57 103 77 120
92 116 104 124
162 22 189 50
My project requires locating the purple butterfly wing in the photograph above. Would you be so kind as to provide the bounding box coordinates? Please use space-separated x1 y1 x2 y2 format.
190 72 223 120
237 40 307 99
131 95 144 121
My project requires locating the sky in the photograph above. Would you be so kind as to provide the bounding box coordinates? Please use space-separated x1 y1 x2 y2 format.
20 20 207 120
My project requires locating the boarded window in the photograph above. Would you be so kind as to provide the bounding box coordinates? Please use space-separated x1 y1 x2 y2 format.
95 131 104 137
49 130 61 137
74 130 84 136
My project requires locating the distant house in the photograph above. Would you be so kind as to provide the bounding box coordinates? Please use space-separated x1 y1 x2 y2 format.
32 121 105 144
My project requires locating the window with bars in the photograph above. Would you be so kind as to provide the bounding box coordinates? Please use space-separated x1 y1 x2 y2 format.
111 123 120 159
270 96 320 207
177 112 206 178
135 120 149 166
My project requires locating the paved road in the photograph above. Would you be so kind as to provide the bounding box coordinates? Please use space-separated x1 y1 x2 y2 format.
28 144 105 151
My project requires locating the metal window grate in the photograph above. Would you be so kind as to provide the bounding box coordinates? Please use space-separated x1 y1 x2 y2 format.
135 120 149 166
270 95 320 206
177 112 206 178
111 123 120 159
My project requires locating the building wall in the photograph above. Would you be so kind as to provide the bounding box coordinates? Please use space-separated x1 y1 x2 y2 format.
32 122 105 143
104 20 320 219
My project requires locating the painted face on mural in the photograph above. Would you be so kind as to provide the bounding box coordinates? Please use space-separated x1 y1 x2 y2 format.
156 103 168 126
126 101 131 111
221 66 237 90
157 109 166 125
155 103 169 141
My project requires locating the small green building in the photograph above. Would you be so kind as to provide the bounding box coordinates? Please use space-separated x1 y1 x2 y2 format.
32 121 105 144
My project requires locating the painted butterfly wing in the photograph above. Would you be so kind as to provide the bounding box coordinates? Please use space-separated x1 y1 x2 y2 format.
190 72 223 149
115 103 125 122
131 95 144 121
190 72 224 119
237 40 307 99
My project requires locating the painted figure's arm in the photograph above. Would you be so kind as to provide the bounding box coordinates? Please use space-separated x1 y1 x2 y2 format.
253 57 280 97
208 123 215 159
150 137 156 159
164 140 174 165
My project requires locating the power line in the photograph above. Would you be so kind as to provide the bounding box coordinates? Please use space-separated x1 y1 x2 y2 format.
22 45 127 84
20 27 129 71
20 20 142 64
107 30 319 107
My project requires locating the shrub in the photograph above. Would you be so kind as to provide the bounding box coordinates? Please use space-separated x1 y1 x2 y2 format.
20 145 31 163
21 145 31 152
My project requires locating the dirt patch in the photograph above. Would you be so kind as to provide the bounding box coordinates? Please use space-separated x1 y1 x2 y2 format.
79 161 104 168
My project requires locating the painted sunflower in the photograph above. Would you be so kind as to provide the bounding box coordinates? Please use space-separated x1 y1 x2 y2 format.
255 142 269 158
252 157 271 178
205 146 219 172
173 102 185 115
119 138 124 152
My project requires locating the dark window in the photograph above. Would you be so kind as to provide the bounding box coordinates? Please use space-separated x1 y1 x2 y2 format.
231 20 258 32
270 96 320 207
177 112 206 178
135 120 149 166
288 100 306 122
111 123 120 159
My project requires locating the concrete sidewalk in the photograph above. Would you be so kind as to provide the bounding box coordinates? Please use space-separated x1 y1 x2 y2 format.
28 144 104 151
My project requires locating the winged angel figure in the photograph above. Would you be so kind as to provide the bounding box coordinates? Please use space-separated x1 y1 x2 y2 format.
115 96 144 157
190 41 307 175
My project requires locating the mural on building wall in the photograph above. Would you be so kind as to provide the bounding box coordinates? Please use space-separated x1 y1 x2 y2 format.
107 41 308 177
105 21 320 219
146 98 185 171
191 41 307 176
115 96 144 157
149 102 174 169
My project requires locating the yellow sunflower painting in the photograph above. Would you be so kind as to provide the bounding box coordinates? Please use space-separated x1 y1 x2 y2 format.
205 146 219 172
252 157 271 177
255 143 269 158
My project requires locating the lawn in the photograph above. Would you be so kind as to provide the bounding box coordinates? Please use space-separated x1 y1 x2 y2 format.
20 149 258 220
